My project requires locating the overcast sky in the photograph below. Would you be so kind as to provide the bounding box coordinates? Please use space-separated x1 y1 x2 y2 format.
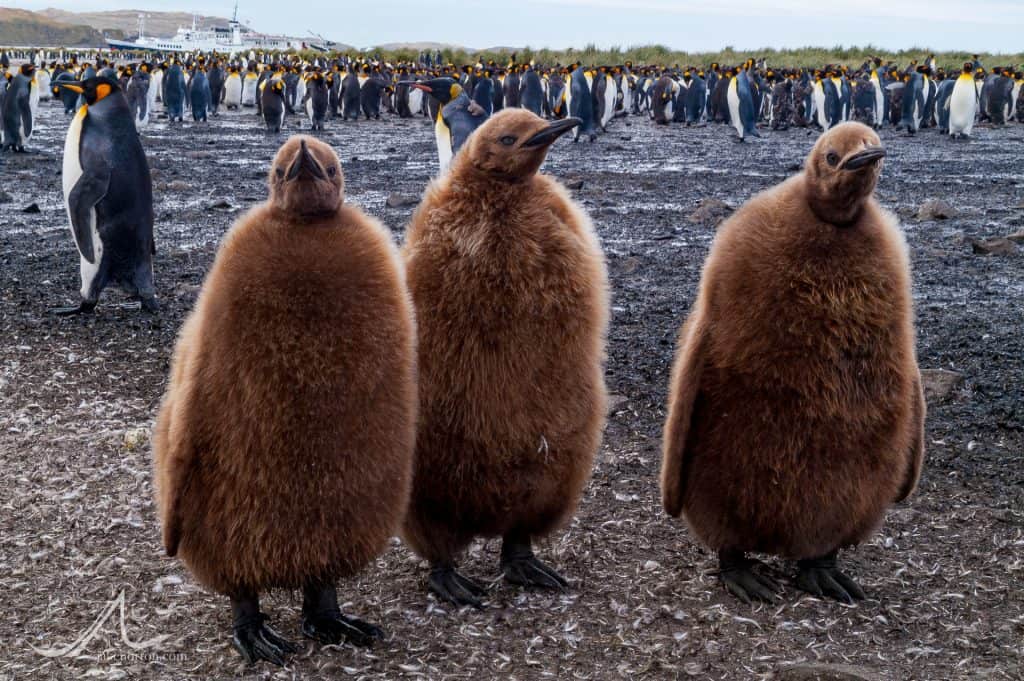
19 0 1024 53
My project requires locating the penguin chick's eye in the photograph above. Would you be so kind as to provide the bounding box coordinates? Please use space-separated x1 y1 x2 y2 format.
327 166 337 177
826 151 840 167
499 135 517 146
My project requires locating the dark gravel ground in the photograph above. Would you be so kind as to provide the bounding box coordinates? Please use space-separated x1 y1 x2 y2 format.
1 97 1022 681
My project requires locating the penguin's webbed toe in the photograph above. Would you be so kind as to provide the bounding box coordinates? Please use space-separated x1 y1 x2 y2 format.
717 551 781 604
231 615 297 667
795 554 866 604
428 564 487 609
52 301 96 316
500 538 569 591
501 555 569 591
301 612 384 647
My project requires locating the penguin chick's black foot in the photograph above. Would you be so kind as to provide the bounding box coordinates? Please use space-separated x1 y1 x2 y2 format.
795 552 866 604
500 535 568 590
52 300 97 316
717 549 781 604
301 583 384 647
429 563 487 608
230 595 297 667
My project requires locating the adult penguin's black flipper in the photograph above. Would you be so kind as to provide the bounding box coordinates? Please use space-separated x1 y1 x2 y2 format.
67 170 110 264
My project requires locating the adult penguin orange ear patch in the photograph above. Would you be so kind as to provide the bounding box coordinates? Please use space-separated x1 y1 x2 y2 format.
95 83 111 101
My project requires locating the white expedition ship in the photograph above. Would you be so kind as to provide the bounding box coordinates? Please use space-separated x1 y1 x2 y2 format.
105 5 331 53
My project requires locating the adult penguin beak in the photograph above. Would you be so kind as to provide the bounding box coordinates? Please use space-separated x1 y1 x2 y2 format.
286 139 325 181
841 145 886 171
60 83 84 94
523 117 582 148
411 82 432 93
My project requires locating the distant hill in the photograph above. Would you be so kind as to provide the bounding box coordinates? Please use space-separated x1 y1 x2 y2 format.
0 8 105 47
41 9 241 39
372 41 520 54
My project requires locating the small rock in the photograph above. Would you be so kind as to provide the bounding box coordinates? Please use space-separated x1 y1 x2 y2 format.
970 237 1017 256
916 198 955 221
687 198 733 225
22 203 40 214
186 150 213 160
920 368 964 402
206 199 234 211
564 178 584 190
642 560 660 571
620 256 641 274
0 189 13 204
385 193 419 208
607 394 628 414
778 663 884 679
777 664 881 681
123 428 149 451
1006 230 1024 244
167 180 189 191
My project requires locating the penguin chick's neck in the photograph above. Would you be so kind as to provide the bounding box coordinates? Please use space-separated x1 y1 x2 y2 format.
802 171 874 228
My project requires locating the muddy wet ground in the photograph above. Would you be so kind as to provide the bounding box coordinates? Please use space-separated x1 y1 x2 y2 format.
1 99 1022 680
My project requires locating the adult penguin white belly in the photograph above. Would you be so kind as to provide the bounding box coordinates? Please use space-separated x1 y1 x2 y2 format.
408 85 423 115
600 73 616 129
949 69 978 138
224 72 242 108
870 71 884 127
36 68 51 101
812 79 829 130
727 76 742 137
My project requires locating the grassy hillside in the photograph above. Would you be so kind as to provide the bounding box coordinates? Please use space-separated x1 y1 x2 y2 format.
41 9 238 38
0 8 104 47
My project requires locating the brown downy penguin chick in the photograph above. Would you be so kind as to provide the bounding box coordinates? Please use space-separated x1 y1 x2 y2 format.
661 122 925 604
152 135 417 665
402 109 609 607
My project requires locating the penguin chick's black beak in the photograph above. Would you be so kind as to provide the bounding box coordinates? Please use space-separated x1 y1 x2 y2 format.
523 117 582 148
841 146 886 171
286 140 326 181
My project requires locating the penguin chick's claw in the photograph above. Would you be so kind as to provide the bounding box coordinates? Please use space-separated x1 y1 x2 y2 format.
301 612 384 647
429 564 487 609
52 301 97 316
500 540 569 590
795 554 866 604
717 551 781 604
231 615 297 667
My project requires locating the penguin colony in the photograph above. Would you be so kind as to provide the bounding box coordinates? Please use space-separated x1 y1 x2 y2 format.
5 44 962 667
5 49 1018 155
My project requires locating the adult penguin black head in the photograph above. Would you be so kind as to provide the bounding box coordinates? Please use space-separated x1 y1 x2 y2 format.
460 109 580 181
804 122 886 225
411 77 462 104
60 75 120 107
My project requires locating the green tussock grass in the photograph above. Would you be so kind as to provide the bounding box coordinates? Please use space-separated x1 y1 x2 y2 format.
312 44 1024 71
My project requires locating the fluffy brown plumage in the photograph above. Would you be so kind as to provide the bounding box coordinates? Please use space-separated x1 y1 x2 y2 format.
401 109 609 606
661 122 925 604
152 135 417 664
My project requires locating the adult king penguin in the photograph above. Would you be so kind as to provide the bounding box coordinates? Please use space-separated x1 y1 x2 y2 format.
948 63 978 139
661 122 924 604
402 110 609 607
2 64 35 152
726 66 759 141
412 77 488 174
153 136 416 666
56 77 157 315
